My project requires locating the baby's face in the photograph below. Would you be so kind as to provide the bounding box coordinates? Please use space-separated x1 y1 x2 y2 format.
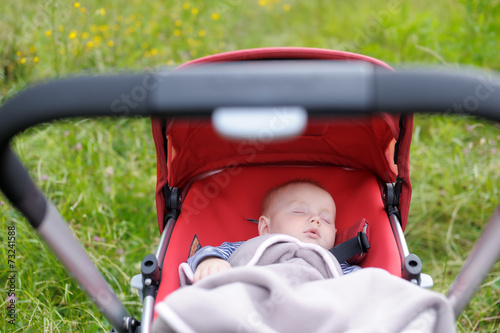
259 183 337 249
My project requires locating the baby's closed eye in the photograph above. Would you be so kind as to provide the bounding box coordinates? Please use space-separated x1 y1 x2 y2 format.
320 215 334 224
291 205 308 215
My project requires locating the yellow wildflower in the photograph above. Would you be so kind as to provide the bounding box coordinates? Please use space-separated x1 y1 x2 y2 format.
74 2 80 8
175 19 182 27
191 7 198 15
187 38 200 47
97 8 106 16
151 48 158 56
259 0 267 6
20 57 27 64
198 30 206 37
69 31 78 39
174 29 181 36
16 50 22 57
183 3 190 10
81 32 90 39
34 56 39 63
81 7 86 13
86 41 94 48
211 13 220 20
45 30 52 37
107 40 115 47
283 4 291 11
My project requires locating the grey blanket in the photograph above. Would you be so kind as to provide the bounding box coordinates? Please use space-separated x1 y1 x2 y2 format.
153 234 455 333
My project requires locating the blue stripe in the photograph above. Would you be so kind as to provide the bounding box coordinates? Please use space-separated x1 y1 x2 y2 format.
187 241 244 272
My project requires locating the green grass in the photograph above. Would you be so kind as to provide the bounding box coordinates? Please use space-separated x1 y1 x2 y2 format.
1 0 499 331
1 119 159 332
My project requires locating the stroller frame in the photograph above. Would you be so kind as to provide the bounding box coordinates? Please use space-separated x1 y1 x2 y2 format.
1 56 500 332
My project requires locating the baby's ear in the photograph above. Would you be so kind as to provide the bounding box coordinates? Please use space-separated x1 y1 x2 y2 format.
258 216 271 235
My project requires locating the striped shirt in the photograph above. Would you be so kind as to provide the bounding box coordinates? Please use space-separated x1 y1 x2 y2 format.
187 241 361 275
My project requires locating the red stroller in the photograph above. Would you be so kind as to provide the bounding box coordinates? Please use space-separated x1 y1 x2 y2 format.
153 48 413 296
144 47 435 331
0 47 499 332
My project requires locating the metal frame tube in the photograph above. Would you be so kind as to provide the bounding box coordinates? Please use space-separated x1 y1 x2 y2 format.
447 206 500 318
140 295 156 333
140 217 177 332
155 217 177 269
38 203 132 332
389 213 410 258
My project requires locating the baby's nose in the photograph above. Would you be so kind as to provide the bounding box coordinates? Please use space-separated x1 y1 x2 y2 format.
310 217 321 225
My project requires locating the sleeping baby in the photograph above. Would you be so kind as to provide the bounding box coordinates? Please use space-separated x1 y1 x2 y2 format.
188 178 360 283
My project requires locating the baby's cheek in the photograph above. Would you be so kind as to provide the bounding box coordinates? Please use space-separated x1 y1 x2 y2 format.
327 231 336 247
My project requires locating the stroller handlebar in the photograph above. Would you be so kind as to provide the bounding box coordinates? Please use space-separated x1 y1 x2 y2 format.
1 62 500 150
1 62 500 332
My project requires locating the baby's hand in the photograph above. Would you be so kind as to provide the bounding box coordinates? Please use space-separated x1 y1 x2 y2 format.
193 257 232 283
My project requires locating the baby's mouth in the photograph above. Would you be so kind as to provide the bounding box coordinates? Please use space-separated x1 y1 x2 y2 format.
304 228 320 239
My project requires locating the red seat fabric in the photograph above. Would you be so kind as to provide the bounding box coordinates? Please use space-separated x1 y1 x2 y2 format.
154 165 402 313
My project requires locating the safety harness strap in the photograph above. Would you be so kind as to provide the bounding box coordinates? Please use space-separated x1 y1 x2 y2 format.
329 231 370 264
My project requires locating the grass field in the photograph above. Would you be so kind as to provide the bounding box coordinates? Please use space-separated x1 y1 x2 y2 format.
1 0 499 332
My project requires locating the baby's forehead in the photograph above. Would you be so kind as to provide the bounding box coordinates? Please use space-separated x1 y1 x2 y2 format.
276 184 334 205
278 182 330 197
262 181 335 215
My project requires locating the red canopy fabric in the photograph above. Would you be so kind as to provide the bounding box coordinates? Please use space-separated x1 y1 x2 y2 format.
175 47 394 70
152 47 413 230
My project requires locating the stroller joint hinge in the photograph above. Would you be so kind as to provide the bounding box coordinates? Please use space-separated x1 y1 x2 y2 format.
384 177 403 221
125 316 141 333
109 316 140 333
163 186 182 228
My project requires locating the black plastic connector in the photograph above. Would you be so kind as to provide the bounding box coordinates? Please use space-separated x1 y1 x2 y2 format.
384 179 403 221
163 186 182 228
403 253 422 285
357 231 371 252
109 316 140 333
141 254 161 291
329 230 370 264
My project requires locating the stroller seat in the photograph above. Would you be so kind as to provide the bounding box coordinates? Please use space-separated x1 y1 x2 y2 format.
155 165 402 306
